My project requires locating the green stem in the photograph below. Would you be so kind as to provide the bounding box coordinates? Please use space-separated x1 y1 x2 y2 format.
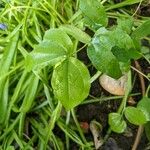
71 109 87 145
65 111 70 150
44 101 62 150
90 71 102 83
104 71 132 141
19 112 26 138
118 71 132 114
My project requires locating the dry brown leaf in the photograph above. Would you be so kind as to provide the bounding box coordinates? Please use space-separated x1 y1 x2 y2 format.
99 74 128 95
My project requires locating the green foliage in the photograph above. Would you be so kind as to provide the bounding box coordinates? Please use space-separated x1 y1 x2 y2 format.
51 57 90 110
131 19 150 49
26 27 91 110
0 0 149 149
124 107 147 125
25 40 67 71
43 28 73 53
60 25 91 44
87 21 141 79
132 19 150 39
79 0 108 27
137 97 150 121
108 113 127 133
0 32 19 124
117 17 133 34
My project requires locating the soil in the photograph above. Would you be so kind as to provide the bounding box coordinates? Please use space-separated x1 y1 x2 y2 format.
76 59 149 149
75 25 150 149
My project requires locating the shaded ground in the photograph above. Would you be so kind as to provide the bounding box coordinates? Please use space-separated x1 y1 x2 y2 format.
75 42 150 149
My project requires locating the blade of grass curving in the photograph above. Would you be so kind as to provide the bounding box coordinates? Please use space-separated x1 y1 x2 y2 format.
0 32 19 124
106 0 143 11
19 73 39 137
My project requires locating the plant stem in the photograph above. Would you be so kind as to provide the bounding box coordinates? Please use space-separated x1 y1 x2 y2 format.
71 109 87 145
65 111 70 150
104 71 132 141
44 101 62 149
118 71 132 114
132 61 146 150
90 71 102 83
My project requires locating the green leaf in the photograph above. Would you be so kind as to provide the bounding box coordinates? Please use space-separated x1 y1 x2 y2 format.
0 32 19 124
117 17 133 34
111 46 141 61
132 19 150 39
137 97 150 121
79 0 108 27
88 27 141 78
51 57 90 110
110 28 135 51
60 25 91 44
124 107 147 125
43 28 73 54
111 46 130 62
141 46 150 60
131 19 150 49
108 113 127 133
25 41 67 71
111 28 141 61
87 28 122 79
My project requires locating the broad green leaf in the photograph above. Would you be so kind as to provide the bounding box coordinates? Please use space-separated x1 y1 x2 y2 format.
117 17 133 34
60 25 91 44
131 19 150 49
124 107 147 125
110 28 135 51
108 113 127 133
79 0 108 27
145 122 150 141
110 28 141 60
111 29 141 59
87 28 122 79
88 44 122 79
111 46 130 62
43 28 73 54
111 46 141 61
51 57 90 110
25 41 67 71
137 97 150 121
88 27 141 79
132 19 150 39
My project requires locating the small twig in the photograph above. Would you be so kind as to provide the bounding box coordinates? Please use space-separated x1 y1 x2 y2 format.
132 0 143 17
131 66 150 81
134 61 145 96
132 60 146 150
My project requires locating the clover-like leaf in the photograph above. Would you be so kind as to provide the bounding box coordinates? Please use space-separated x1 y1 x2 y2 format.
109 113 127 133
137 97 150 121
60 25 91 44
51 57 90 110
25 41 67 71
88 27 141 79
124 106 147 125
79 0 108 27
43 28 73 54
87 28 122 79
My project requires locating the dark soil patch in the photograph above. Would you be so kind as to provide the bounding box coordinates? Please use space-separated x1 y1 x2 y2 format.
76 34 150 150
